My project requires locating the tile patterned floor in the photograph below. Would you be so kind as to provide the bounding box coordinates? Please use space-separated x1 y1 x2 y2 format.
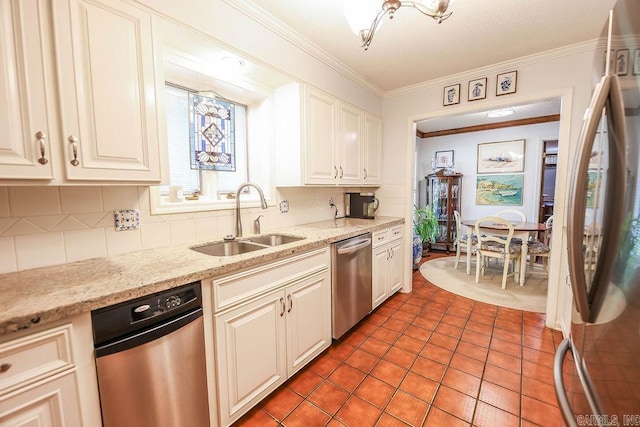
233 254 565 426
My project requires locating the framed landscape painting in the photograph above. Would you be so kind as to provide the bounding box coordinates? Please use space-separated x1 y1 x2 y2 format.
587 171 602 208
477 139 525 173
476 174 524 206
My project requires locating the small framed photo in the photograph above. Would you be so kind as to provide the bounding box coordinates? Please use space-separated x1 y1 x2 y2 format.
435 150 454 168
496 71 517 96
616 49 629 76
633 49 640 75
468 78 487 101
443 84 460 106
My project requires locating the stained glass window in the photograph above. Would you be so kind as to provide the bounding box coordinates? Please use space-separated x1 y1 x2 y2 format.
189 93 236 171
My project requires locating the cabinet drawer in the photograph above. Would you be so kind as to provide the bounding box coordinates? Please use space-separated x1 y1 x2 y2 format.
372 230 388 248
210 248 330 313
389 225 404 241
0 324 74 395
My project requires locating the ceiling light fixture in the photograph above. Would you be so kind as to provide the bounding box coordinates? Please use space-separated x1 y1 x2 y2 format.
486 108 515 118
344 0 454 50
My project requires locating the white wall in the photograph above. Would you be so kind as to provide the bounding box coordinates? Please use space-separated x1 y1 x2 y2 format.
417 122 560 222
136 0 382 116
380 42 608 331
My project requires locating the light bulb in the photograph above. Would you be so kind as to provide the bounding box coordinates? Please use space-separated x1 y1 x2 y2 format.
344 0 382 35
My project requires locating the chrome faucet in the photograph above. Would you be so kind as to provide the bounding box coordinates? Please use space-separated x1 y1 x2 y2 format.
235 182 268 237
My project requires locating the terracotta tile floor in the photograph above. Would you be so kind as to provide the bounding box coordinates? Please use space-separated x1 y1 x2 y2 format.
234 254 565 426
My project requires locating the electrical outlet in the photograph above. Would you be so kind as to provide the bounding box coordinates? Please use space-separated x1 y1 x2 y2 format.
279 200 289 213
114 209 140 231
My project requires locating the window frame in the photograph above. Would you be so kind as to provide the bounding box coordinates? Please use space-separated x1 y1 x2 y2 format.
150 82 271 215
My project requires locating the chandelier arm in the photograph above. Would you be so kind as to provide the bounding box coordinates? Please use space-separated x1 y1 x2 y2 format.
355 0 453 50
361 6 391 49
401 1 453 23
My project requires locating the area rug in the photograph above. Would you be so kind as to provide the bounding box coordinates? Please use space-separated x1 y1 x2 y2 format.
420 256 548 313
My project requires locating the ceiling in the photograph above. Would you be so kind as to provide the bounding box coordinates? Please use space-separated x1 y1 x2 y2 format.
225 1 619 134
237 0 616 93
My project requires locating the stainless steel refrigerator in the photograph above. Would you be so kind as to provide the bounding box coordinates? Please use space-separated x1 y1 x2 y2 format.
554 1 640 426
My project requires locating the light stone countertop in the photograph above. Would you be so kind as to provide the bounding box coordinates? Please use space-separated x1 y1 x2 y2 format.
0 216 404 336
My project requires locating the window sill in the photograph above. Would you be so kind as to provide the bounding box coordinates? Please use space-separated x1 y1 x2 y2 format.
149 188 271 215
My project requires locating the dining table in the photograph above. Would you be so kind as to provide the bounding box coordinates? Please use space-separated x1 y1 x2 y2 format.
461 219 547 286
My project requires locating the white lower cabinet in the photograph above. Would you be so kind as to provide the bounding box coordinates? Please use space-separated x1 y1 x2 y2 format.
372 226 405 309
286 273 331 375
0 372 82 426
215 289 287 425
212 248 331 426
0 314 101 427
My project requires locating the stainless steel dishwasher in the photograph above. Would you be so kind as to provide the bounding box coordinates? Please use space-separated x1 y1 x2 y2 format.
91 281 210 427
331 233 372 339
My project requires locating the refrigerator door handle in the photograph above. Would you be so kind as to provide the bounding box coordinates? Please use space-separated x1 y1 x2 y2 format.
567 74 627 323
554 339 578 427
587 74 627 322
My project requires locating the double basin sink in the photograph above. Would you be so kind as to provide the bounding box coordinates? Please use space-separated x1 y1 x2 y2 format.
191 233 306 257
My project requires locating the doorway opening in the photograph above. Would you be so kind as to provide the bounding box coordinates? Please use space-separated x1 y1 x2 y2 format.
539 139 558 223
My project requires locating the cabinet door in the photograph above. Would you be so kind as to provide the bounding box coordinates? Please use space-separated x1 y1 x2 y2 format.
0 0 54 179
304 87 338 184
337 103 361 184
372 244 388 309
52 0 161 181
0 373 83 426
362 113 382 185
215 291 287 426
285 271 331 376
388 237 404 295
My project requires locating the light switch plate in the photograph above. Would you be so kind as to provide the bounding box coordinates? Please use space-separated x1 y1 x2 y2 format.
114 209 140 231
279 200 289 213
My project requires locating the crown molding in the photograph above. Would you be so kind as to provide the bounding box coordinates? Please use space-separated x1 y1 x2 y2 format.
222 0 384 97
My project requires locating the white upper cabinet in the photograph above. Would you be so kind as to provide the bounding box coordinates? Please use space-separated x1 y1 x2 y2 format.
275 82 381 187
362 112 382 185
0 0 162 183
304 87 338 184
52 0 161 182
0 0 54 179
338 101 362 185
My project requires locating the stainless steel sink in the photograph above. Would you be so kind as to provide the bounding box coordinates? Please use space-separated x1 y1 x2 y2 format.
245 234 306 246
190 234 305 256
190 240 265 256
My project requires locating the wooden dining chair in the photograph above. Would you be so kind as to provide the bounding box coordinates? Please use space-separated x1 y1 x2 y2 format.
494 209 527 222
528 215 553 272
494 209 527 244
453 210 476 274
474 216 522 289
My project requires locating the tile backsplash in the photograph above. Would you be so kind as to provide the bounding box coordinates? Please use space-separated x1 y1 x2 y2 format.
0 186 351 274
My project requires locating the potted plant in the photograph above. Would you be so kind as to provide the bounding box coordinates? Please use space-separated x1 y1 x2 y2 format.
414 205 440 257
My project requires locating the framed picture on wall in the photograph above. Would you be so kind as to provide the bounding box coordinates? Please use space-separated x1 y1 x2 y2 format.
476 174 524 206
477 139 525 173
633 49 640 75
468 78 487 101
435 150 454 168
496 71 517 96
616 49 629 76
443 84 460 106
